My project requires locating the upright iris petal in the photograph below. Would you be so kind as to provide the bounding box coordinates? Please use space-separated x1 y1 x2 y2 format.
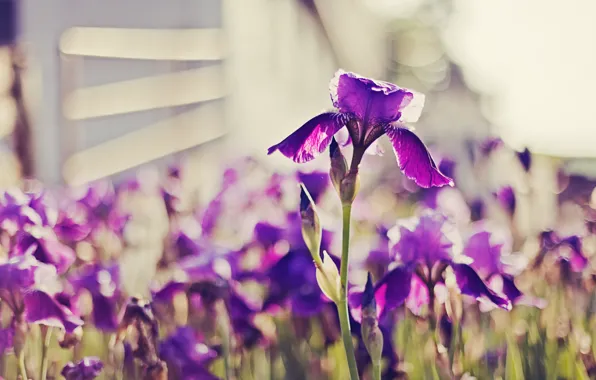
268 69 452 189
330 69 419 124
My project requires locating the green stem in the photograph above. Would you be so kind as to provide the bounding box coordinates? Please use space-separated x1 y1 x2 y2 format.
372 359 381 380
40 327 53 380
17 347 27 380
338 203 360 380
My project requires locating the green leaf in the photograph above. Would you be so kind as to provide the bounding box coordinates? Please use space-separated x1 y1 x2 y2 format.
505 335 525 380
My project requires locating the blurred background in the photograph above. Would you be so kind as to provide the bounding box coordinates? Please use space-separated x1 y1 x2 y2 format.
1 0 594 196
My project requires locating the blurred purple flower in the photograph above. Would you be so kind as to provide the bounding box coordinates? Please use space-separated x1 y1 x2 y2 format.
14 228 76 274
0 189 44 236
350 212 510 321
438 157 456 181
71 180 130 236
24 290 84 333
151 281 186 304
537 230 588 272
493 186 516 216
516 147 532 172
258 213 335 316
0 254 46 313
70 264 120 331
267 70 452 188
159 327 218 380
0 254 83 332
464 224 545 309
479 137 504 157
55 202 91 242
297 171 330 203
61 357 103 380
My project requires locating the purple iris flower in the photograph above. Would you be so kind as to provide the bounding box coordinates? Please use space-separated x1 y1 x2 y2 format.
159 327 218 380
0 189 45 237
535 230 588 272
0 254 41 314
0 255 83 332
13 227 76 274
70 264 121 331
24 289 84 333
71 180 130 236
61 357 104 380
267 70 453 188
350 211 510 321
55 202 91 242
493 186 516 217
463 224 544 309
258 213 335 316
177 244 264 348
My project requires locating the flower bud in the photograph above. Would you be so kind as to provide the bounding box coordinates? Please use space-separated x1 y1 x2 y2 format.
361 273 383 363
340 171 360 205
315 251 341 304
299 185 322 259
329 138 348 193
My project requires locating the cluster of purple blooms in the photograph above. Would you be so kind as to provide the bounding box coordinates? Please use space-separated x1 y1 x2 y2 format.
0 70 592 380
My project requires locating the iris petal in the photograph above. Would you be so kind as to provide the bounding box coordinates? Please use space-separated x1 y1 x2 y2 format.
385 126 453 188
330 70 420 124
267 113 346 163
452 263 511 310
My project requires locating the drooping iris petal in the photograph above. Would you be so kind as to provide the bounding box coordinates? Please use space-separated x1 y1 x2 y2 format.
61 357 104 380
485 275 547 310
451 263 511 310
159 327 219 380
267 112 346 163
24 290 84 333
384 126 453 188
330 70 421 124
